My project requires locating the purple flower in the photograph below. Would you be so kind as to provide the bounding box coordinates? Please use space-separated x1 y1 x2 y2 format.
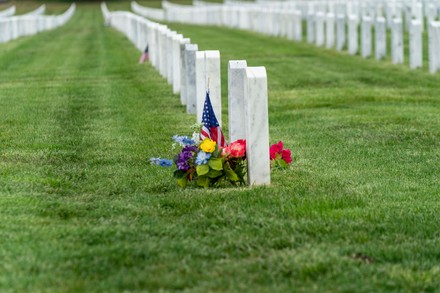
176 145 197 171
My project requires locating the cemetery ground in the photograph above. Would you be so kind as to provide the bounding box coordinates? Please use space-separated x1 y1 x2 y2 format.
1 1 440 292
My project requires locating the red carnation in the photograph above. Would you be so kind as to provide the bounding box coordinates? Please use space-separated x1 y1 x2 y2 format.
270 141 292 166
281 149 292 164
270 141 283 160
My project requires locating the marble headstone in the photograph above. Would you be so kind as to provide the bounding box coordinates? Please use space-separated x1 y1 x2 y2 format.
336 14 346 51
179 39 190 104
315 12 325 47
244 66 271 186
293 10 302 41
173 37 189 94
348 15 359 55
196 51 207 122
326 13 335 49
375 17 387 60
391 18 404 64
167 31 177 85
185 44 198 114
158 27 169 78
196 51 221 126
228 60 247 142
361 16 372 58
307 12 315 43
410 20 422 69
428 22 440 73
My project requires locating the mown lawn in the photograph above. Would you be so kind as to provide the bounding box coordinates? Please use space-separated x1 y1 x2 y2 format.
1 2 440 292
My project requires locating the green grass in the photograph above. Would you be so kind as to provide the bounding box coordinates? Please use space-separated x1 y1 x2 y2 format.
1 2 440 292
0 1 71 14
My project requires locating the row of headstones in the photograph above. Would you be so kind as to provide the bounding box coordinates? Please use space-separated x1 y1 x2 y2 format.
131 1 165 22
307 12 440 72
102 2 271 186
134 1 431 39
0 4 76 44
135 0 440 32
0 4 45 19
137 1 304 38
246 0 440 29
0 5 15 18
134 1 440 73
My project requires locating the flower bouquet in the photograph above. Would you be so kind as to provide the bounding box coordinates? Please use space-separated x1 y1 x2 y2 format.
150 125 293 189
164 124 247 188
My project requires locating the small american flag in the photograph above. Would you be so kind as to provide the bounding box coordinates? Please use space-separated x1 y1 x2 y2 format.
200 91 226 147
139 45 149 64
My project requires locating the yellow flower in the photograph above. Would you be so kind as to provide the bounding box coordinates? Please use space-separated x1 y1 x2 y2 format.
200 138 216 153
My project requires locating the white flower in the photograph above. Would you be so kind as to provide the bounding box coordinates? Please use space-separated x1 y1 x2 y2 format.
192 131 201 146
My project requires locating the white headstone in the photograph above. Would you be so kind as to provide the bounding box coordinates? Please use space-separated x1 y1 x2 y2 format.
428 22 440 73
361 16 372 58
179 39 190 104
315 12 325 47
185 44 198 114
196 51 221 127
158 27 169 78
228 60 247 142
205 51 221 127
244 66 271 186
167 31 177 85
427 4 436 26
326 13 335 49
412 2 423 32
410 20 423 69
196 51 206 122
391 18 404 64
172 34 184 93
336 14 346 51
293 10 302 41
173 37 189 94
286 11 294 40
348 14 359 55
307 12 315 43
375 17 387 60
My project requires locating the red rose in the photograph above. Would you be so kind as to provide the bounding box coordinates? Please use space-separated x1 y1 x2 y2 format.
229 139 246 158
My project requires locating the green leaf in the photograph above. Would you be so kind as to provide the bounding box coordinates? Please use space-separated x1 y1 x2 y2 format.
173 170 187 179
196 164 209 176
207 169 223 179
234 162 246 184
197 176 210 188
208 158 223 171
177 178 187 189
224 162 239 181
277 158 289 168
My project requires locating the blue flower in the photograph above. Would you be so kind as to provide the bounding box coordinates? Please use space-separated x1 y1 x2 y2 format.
195 151 211 165
150 157 173 168
158 159 173 167
172 135 195 147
